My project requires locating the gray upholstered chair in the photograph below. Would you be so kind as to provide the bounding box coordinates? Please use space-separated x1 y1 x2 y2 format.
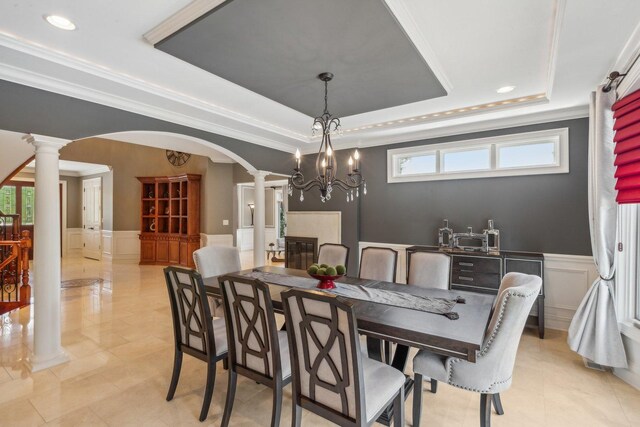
359 247 399 363
407 252 450 289
282 288 406 427
217 275 291 427
412 272 542 427
317 243 350 269
193 245 241 316
164 266 228 422
358 247 398 282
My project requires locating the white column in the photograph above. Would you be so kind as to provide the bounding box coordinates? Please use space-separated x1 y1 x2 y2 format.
251 171 269 267
23 134 70 372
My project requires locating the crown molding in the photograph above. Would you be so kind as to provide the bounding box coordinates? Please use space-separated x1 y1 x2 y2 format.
614 20 640 97
384 0 453 93
0 62 298 154
144 0 226 45
302 104 589 154
0 31 308 144
545 0 566 99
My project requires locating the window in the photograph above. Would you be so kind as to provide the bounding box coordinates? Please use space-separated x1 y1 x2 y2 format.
387 128 569 183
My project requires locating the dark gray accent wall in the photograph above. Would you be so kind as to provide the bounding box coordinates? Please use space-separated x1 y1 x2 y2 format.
290 118 591 262
0 80 292 174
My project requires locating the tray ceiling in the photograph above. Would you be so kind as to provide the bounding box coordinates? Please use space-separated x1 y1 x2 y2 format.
155 0 447 117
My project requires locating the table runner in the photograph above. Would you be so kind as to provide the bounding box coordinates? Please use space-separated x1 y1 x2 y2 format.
239 270 462 319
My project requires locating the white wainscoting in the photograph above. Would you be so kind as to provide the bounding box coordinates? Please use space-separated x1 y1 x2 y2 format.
287 211 342 246
65 228 83 257
102 230 139 262
358 241 596 331
200 233 234 247
236 228 278 251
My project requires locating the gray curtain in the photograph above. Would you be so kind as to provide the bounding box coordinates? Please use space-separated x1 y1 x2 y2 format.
567 88 627 368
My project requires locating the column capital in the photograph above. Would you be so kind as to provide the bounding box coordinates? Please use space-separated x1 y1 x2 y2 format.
249 170 270 179
23 134 71 152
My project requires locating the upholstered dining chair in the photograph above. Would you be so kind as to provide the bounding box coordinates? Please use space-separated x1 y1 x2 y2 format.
193 245 241 316
217 275 292 427
163 266 228 422
317 243 350 269
358 247 398 282
407 252 451 289
359 247 399 363
412 272 542 427
282 288 406 427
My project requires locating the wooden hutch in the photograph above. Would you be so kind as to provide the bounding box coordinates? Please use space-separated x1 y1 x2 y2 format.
137 174 200 267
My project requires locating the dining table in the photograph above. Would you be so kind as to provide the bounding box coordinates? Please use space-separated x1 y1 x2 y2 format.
203 265 495 425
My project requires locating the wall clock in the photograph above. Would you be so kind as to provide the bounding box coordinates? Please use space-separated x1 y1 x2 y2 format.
166 150 191 167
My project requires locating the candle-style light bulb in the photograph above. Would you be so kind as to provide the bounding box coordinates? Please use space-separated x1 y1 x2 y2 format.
327 146 333 156
354 149 360 170
321 158 326 168
348 156 353 167
295 149 300 169
354 149 360 160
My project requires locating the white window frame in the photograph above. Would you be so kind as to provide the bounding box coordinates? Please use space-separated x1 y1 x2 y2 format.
387 128 569 183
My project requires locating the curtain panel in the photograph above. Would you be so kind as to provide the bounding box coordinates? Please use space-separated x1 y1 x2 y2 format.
567 88 628 368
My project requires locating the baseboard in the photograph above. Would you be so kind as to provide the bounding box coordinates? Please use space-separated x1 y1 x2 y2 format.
357 242 597 331
614 367 640 390
200 233 234 247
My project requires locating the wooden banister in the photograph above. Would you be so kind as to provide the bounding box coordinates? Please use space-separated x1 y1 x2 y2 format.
0 211 30 304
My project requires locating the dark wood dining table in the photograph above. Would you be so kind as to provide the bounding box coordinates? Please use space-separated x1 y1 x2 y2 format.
203 266 495 425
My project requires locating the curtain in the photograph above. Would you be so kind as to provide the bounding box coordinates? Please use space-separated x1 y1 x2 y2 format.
567 87 628 368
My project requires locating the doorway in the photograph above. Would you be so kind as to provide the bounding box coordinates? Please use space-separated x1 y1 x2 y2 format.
82 177 102 260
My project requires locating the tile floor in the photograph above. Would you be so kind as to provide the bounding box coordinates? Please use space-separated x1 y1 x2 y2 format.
0 255 639 426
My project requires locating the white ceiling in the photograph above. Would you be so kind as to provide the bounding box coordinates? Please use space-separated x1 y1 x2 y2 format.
0 0 639 155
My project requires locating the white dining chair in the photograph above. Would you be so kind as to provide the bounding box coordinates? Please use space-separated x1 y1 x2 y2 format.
412 272 542 427
282 288 406 427
359 247 398 363
317 243 350 269
358 247 398 282
164 267 228 422
193 245 241 317
407 251 450 289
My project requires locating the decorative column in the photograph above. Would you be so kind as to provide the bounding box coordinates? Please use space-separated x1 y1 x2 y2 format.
23 134 70 372
251 171 269 267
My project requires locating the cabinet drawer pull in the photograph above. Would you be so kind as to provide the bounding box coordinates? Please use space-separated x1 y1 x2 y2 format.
458 276 474 282
459 262 474 267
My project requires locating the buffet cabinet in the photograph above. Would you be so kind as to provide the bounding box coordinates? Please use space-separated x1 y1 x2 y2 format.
406 246 545 338
284 236 318 270
137 174 201 267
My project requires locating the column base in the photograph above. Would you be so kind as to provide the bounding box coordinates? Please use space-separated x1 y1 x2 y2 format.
25 348 70 372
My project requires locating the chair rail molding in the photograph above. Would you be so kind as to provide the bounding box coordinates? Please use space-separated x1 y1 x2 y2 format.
358 241 596 331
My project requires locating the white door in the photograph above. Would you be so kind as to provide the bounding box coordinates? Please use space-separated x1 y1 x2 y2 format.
82 178 102 260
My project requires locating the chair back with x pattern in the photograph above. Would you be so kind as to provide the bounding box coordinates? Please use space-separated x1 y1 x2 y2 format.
164 266 217 360
282 288 366 425
218 275 283 384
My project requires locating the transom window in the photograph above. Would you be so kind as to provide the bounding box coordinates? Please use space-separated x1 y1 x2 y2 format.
387 128 569 183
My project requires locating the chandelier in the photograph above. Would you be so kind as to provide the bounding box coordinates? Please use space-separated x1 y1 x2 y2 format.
288 72 366 203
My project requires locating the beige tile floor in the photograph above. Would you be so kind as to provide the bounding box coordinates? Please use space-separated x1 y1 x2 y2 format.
0 255 639 426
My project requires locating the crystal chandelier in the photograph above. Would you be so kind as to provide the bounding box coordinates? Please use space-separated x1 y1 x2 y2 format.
288 72 366 203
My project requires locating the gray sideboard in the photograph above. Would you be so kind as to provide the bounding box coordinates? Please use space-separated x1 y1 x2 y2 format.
406 246 545 338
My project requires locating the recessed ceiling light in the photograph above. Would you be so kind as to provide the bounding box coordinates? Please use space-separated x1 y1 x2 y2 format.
497 85 515 94
44 15 76 31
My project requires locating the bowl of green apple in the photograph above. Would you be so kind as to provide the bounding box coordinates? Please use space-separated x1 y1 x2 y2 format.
307 263 346 290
